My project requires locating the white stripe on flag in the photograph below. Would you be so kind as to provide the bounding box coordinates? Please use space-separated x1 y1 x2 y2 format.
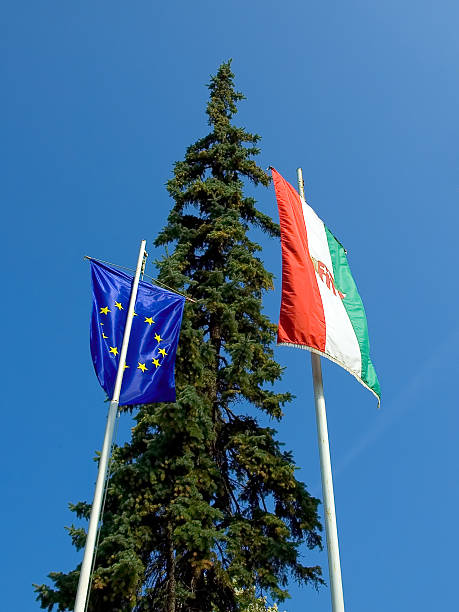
300 198 362 375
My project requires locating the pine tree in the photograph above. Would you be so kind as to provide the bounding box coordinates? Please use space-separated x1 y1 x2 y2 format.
35 61 322 612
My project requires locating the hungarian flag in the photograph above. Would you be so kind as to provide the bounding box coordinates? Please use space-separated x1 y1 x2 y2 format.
272 168 380 405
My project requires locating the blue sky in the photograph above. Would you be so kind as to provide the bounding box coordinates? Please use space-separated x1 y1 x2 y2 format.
3 1 459 610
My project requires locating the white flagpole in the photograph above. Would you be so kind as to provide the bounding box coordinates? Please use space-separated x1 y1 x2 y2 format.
74 239 147 612
296 169 345 612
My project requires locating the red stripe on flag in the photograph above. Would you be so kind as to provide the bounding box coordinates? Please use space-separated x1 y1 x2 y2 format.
271 169 326 351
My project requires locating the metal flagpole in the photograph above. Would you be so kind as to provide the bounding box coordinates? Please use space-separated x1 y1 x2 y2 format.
74 239 147 612
296 169 345 612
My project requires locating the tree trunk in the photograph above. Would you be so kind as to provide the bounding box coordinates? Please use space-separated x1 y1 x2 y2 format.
166 521 176 612
209 314 222 407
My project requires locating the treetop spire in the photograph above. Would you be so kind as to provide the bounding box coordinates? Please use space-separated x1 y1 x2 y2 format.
206 60 244 127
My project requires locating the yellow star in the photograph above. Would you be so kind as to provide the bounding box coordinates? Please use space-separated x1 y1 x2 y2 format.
124 364 130 369
109 346 119 356
137 362 147 372
158 348 168 357
152 358 161 368
154 333 163 343
133 311 138 317
102 332 108 339
115 301 123 310
100 306 111 315
144 316 154 325
100 322 104 325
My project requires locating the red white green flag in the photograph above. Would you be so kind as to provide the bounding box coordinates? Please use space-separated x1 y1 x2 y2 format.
272 168 380 405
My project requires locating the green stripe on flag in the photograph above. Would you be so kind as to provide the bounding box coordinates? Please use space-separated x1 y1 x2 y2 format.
325 227 381 401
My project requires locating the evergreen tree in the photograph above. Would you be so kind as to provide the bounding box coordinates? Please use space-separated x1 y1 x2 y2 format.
35 61 322 612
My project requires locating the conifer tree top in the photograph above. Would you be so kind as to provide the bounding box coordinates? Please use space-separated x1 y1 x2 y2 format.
206 61 244 126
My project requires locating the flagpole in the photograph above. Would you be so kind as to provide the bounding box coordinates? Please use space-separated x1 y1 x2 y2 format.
296 169 345 612
74 239 147 612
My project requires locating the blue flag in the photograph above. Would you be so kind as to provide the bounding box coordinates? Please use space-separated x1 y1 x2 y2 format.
90 259 185 405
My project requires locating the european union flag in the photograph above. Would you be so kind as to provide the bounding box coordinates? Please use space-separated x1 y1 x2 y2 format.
90 259 185 405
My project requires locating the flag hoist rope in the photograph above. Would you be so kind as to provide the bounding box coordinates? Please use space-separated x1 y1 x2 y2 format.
74 240 147 612
296 169 345 612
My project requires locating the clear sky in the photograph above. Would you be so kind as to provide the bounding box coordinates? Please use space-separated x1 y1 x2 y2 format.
3 1 459 610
